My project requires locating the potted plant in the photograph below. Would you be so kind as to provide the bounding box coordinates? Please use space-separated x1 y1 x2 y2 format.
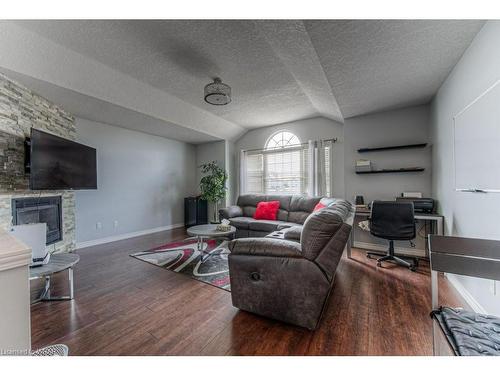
199 161 228 224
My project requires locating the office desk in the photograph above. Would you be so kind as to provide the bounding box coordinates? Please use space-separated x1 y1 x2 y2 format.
347 208 444 259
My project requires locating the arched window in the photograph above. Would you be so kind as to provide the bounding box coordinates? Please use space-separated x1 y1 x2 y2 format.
261 131 305 194
265 131 301 149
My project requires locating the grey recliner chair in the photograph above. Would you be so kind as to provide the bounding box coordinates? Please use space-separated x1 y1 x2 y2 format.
227 207 352 330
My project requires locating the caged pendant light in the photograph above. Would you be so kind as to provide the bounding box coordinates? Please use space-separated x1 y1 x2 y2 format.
204 78 231 105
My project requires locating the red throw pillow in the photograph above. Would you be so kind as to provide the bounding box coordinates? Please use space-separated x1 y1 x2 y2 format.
254 201 280 220
313 202 326 212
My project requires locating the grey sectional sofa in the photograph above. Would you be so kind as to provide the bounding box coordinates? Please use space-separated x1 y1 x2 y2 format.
220 194 354 330
219 194 351 238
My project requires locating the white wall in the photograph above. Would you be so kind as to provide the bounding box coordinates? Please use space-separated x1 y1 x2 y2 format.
430 21 500 315
344 105 432 203
343 105 432 253
75 118 197 245
235 116 345 198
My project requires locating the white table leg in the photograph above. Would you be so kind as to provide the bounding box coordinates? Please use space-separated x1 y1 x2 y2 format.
69 268 74 300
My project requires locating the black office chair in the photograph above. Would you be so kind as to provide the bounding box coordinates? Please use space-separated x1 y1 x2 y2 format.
366 200 418 271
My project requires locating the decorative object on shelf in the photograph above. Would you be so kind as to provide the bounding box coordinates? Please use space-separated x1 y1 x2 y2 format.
216 219 232 232
357 143 427 153
199 161 228 224
355 159 373 173
402 192 423 198
204 78 231 105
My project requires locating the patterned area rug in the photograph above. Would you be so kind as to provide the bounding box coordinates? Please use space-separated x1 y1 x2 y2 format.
130 239 231 291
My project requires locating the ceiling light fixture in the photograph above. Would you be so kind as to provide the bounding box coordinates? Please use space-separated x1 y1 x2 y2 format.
204 78 231 105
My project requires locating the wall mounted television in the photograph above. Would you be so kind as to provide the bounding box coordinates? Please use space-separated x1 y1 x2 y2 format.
26 128 97 190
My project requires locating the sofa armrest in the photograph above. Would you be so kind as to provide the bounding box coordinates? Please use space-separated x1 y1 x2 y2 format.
228 250 330 329
228 238 302 258
219 205 243 219
282 226 302 241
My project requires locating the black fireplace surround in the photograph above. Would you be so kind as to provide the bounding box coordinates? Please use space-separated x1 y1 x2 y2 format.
12 196 62 245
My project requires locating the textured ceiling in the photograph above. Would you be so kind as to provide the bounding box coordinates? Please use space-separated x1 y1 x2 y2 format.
15 20 484 133
304 20 485 118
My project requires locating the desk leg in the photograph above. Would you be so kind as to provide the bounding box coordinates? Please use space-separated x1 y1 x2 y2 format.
436 217 444 236
431 269 439 356
431 270 439 310
346 231 353 259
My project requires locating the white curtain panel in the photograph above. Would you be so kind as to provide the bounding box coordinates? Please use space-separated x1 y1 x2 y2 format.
319 139 334 197
239 149 247 195
307 140 315 196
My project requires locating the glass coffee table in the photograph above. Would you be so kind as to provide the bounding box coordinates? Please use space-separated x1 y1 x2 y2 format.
186 224 236 263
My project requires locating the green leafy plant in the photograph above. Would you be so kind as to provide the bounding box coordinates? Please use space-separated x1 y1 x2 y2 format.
199 161 228 223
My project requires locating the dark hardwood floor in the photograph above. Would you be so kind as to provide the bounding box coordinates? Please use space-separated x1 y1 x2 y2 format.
30 227 464 355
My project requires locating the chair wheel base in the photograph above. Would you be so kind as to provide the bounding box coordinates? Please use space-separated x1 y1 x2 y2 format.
368 251 418 271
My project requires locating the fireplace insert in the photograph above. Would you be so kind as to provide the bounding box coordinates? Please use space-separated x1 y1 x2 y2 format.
11 196 62 245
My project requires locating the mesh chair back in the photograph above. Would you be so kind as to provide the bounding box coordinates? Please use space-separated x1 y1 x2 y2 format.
370 201 416 241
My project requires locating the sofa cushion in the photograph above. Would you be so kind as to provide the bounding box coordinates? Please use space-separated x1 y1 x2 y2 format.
265 195 292 211
313 202 326 212
237 194 291 221
282 225 302 241
319 197 337 207
238 194 264 218
237 194 264 207
328 199 353 222
219 205 243 219
288 211 311 224
288 196 322 224
254 200 280 220
228 216 255 229
300 208 345 260
248 219 283 232
276 222 301 230
265 195 291 221
290 195 322 212
242 206 257 218
248 230 268 237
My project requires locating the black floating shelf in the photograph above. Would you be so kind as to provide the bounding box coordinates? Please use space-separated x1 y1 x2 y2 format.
356 167 425 175
357 143 427 153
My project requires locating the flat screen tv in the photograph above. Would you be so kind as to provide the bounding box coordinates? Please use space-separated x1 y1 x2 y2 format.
28 128 97 190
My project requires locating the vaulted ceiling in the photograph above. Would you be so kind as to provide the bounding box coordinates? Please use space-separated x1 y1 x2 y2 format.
1 20 485 142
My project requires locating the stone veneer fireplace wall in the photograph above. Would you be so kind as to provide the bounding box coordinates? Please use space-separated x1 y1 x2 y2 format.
0 73 76 253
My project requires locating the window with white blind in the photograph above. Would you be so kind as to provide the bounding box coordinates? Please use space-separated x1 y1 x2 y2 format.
241 132 335 197
242 131 309 195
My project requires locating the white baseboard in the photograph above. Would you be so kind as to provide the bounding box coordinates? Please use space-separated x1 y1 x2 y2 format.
353 241 426 257
76 223 185 249
445 274 488 314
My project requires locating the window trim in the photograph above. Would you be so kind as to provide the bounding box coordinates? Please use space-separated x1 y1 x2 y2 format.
264 130 301 150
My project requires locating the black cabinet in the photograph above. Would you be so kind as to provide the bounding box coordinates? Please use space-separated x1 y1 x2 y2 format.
184 197 208 228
